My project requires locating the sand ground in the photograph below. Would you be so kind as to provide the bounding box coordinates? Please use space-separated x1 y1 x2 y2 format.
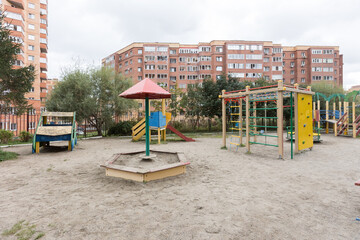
0 135 360 240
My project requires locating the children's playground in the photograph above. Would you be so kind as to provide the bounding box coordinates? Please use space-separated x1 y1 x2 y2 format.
1 79 360 239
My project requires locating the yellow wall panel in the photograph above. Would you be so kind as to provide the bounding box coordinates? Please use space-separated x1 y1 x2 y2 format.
297 93 313 150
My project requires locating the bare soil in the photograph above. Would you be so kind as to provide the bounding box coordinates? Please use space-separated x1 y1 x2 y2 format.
1 135 360 239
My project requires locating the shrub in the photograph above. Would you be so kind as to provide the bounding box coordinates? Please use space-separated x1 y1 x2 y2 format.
108 121 137 136
0 130 13 144
19 131 32 142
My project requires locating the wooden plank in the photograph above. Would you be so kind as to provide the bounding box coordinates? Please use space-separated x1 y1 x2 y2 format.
68 141 71 151
295 92 299 154
143 165 186 182
42 112 74 117
37 126 72 136
36 142 40 154
105 168 144 182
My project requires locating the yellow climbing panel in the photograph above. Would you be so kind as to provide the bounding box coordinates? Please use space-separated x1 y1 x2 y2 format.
297 93 313 151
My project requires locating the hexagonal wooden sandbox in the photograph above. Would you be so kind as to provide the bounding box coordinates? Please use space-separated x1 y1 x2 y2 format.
100 150 190 182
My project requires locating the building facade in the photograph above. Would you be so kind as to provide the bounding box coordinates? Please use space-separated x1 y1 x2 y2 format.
102 40 343 91
1 0 48 134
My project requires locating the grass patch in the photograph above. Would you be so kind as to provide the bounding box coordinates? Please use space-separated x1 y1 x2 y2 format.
0 150 18 162
2 220 44 240
0 139 32 147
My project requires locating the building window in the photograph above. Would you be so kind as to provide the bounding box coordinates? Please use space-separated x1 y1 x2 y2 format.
170 67 176 72
130 60 132 65
28 122 36 129
301 52 306 57
301 69 305 74
138 76 142 81
290 79 295 84
28 35 35 40
264 48 270 54
137 67 141 72
273 48 282 53
170 58 176 63
312 49 322 54
157 56 167 61
40 28 47 34
323 50 333 54
215 47 223 52
272 66 282 71
138 49 142 54
158 65 167 70
157 47 168 52
138 58 142 63
40 19 47 24
301 61 305 66
28 55 35 61
264 66 270 72
301 78 305 83
228 63 244 69
312 76 322 80
312 67 322 72
28 13 35 19
10 123 17 131
170 50 176 54
290 62 295 67
179 84 186 89
144 46 156 52
28 2 35 8
290 53 295 58
170 76 176 81
273 57 282 62
216 56 222 62
216 66 223 71
157 74 167 79
28 45 35 51
28 24 35 30
199 46 211 52
179 75 185 80
290 70 294 75
246 64 262 69
264 57 269 62
323 76 333 80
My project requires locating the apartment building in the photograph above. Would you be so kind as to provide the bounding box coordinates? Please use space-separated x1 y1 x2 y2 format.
0 0 48 134
102 40 343 92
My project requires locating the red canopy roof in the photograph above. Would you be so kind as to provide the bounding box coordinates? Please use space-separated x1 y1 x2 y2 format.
119 78 171 99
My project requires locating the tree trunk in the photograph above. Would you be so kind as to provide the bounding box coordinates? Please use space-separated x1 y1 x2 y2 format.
208 118 212 131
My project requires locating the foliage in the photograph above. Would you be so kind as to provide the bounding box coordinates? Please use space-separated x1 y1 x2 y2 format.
2 220 45 240
0 13 35 113
107 121 137 136
180 84 203 129
168 84 183 121
0 129 13 144
19 131 32 142
0 150 18 161
46 67 137 136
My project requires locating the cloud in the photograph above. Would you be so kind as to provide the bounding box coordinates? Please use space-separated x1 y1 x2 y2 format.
47 0 360 89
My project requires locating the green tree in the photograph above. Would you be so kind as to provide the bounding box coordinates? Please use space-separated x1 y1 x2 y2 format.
168 84 183 121
0 13 34 113
46 67 136 136
180 84 203 129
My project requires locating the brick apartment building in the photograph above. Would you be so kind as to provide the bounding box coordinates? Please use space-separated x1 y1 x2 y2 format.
102 40 343 92
1 0 48 134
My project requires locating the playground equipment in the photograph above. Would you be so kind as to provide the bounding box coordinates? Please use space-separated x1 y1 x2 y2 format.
132 99 194 143
32 112 77 154
101 78 190 182
313 91 360 138
220 81 315 159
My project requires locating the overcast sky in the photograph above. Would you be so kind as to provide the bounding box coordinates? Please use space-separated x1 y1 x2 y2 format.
48 0 360 89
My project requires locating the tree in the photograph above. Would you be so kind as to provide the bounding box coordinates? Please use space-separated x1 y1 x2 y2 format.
46 67 136 136
0 13 34 113
180 84 203 129
168 84 183 121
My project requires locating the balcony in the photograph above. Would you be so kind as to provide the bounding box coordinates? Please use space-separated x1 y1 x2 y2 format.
40 92 47 98
40 63 47 71
40 72 47 80
40 43 48 53
7 0 24 9
40 81 47 88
